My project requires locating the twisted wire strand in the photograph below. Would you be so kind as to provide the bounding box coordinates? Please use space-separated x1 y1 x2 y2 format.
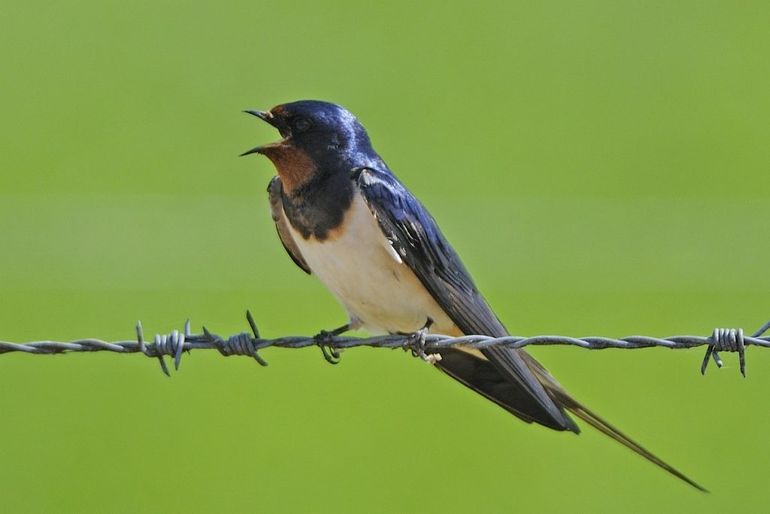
1 312 768 377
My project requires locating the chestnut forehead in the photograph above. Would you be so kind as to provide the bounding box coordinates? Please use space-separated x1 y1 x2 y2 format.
270 104 288 117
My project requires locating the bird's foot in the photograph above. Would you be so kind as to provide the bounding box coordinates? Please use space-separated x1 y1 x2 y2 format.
401 318 440 364
313 324 349 365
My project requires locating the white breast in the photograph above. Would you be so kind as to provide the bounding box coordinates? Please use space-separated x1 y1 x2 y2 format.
287 192 460 335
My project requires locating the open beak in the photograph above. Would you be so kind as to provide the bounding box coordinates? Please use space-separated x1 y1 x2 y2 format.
240 109 281 156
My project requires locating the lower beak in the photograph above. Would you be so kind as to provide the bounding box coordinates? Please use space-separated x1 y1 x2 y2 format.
240 145 266 157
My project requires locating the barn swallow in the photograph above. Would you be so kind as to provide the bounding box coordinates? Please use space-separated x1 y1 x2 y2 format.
242 100 704 491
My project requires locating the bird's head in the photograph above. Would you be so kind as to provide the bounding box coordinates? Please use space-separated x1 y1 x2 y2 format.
242 100 376 191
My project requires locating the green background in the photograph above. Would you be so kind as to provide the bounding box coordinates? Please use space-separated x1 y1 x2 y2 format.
1 1 768 513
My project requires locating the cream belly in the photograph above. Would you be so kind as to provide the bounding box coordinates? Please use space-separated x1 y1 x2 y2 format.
286 192 460 335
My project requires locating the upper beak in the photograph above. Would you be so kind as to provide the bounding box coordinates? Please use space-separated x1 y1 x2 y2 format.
240 109 277 156
244 109 274 124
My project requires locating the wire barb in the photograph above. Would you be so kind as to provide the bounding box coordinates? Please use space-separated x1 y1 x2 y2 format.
702 328 746 376
1 315 768 377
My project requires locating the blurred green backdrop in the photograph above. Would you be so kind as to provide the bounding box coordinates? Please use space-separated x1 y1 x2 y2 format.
1 1 769 513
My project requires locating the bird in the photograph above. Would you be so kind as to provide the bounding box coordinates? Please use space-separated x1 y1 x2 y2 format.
241 99 704 491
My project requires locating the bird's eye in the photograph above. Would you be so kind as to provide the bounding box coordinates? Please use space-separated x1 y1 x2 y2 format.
293 117 311 132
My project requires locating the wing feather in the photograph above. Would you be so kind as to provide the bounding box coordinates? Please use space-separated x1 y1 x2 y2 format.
354 167 575 430
267 176 311 274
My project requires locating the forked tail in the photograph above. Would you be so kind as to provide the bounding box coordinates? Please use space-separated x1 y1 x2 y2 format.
551 389 707 492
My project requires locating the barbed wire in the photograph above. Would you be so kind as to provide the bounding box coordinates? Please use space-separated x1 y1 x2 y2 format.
1 311 768 378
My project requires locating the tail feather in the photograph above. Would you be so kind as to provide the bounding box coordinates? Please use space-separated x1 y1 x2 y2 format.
437 348 706 491
548 386 707 492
